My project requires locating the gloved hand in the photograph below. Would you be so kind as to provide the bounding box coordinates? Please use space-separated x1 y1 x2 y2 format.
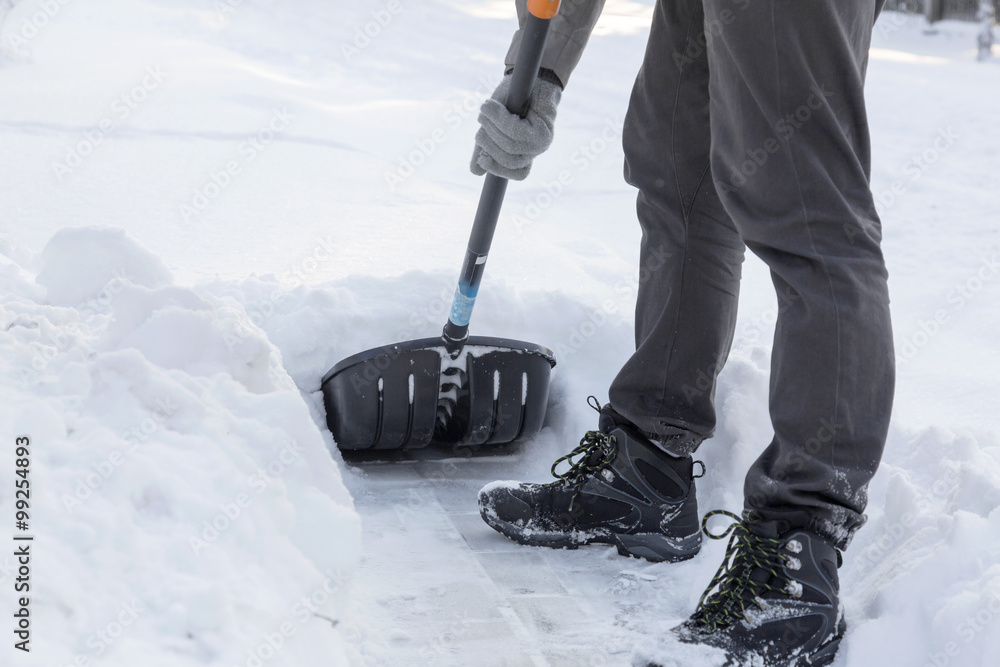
470 73 562 181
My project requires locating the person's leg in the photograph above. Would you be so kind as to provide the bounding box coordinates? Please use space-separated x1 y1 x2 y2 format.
704 0 894 548
633 3 894 665
608 0 746 455
479 0 745 562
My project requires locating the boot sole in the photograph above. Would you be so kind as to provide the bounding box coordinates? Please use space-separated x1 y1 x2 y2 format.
641 634 843 667
643 639 842 667
796 626 844 667
480 508 701 563
801 641 839 667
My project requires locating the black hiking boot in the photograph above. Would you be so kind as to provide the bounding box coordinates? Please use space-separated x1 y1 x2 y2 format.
478 398 702 563
634 510 846 667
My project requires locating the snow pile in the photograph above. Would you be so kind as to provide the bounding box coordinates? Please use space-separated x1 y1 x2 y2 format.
841 427 1000 667
0 228 360 667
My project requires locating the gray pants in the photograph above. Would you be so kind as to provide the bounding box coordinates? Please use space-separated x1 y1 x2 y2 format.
608 0 894 550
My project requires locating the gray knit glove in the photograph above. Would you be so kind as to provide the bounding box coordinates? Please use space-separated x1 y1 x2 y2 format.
470 74 562 181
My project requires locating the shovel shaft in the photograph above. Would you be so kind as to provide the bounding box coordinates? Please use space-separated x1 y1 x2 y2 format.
443 3 560 350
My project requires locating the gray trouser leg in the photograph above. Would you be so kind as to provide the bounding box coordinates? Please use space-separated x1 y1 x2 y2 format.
609 0 746 448
610 0 895 550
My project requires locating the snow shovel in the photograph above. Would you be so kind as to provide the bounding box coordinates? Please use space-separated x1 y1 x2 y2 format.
322 0 562 451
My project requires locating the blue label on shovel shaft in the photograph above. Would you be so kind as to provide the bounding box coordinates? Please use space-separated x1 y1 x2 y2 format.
449 288 476 327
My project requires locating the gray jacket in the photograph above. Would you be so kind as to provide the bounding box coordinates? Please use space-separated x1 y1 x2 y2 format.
504 0 607 86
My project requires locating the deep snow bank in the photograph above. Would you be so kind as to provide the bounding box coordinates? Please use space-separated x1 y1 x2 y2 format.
0 228 360 666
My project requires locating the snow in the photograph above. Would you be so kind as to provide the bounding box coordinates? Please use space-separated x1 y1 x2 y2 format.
0 2 998 666
631 637 729 667
1 227 361 666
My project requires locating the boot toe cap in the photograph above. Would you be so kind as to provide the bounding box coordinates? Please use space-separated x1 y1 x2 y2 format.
478 481 534 524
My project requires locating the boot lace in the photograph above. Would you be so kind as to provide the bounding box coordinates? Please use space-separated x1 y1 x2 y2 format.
691 510 795 630
545 396 618 511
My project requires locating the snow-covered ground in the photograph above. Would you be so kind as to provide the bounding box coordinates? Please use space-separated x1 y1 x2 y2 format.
1 1 998 665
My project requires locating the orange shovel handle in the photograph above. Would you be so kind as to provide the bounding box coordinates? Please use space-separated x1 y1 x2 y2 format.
527 0 561 20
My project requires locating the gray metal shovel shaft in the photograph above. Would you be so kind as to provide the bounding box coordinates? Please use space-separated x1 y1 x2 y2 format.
442 7 559 351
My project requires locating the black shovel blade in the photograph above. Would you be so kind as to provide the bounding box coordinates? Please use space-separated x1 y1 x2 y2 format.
321 336 555 451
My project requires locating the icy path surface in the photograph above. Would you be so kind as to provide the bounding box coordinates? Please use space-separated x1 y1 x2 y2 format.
1 1 999 666
339 457 655 667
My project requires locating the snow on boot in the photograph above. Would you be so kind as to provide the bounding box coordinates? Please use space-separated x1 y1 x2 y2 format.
633 510 845 667
478 398 702 562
